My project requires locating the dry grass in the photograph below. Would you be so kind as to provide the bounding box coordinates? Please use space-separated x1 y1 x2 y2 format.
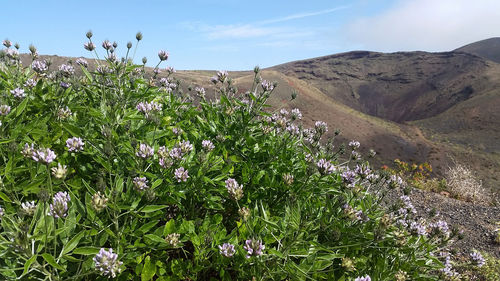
445 161 493 205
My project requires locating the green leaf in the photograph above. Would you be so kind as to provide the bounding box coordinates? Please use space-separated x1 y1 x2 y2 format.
144 234 167 244
151 179 163 189
141 256 156 281
141 205 168 213
41 253 65 271
62 123 82 137
22 255 37 276
163 219 175 235
15 98 29 117
81 66 94 83
73 247 100 255
136 220 159 235
0 192 12 202
60 230 85 256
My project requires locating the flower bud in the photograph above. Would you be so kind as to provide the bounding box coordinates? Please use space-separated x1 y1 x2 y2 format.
91 191 108 212
142 57 147 64
86 30 93 39
127 41 132 49
136 32 143 41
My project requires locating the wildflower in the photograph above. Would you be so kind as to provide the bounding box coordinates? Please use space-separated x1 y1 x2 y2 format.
48 191 71 218
219 243 236 257
410 220 427 236
243 239 264 258
58 64 75 77
369 149 377 157
165 66 175 73
341 257 355 271
174 167 189 182
91 192 108 212
169 147 183 160
394 270 408 281
133 177 149 191
314 121 328 135
261 80 274 91
2 39 11 48
349 140 360 150
136 101 162 119
93 248 123 278
290 108 302 120
279 108 289 116
136 143 154 158
21 201 37 216
24 78 37 88
22 143 35 158
351 150 361 160
60 82 71 89
57 106 72 119
195 87 206 98
51 163 67 179
354 165 372 179
136 32 143 41
429 220 450 237
165 233 180 247
86 30 93 39
158 50 169 61
390 175 405 189
179 140 193 154
354 275 371 281
32 148 56 164
201 140 215 151
469 251 485 267
31 60 48 73
10 88 25 98
84 42 96 51
102 40 112 50
282 173 294 185
238 207 251 221
66 137 84 152
5 48 19 59
440 253 458 277
96 66 111 74
0 104 11 115
210 76 218 84
317 159 336 175
286 124 300 135
225 178 243 200
75 58 88 67
217 70 228 82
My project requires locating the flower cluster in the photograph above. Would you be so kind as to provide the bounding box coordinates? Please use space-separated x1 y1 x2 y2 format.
0 104 11 115
32 60 48 73
261 80 274 91
10 88 25 98
75 58 88 67
66 137 85 152
469 251 485 267
354 275 371 281
91 192 109 212
165 233 181 247
58 64 75 77
93 248 123 278
349 140 360 150
133 177 149 191
136 101 162 119
174 167 189 182
51 163 67 179
49 191 71 218
243 239 265 258
201 140 215 151
21 201 37 216
218 243 236 257
195 87 206 98
136 143 154 158
225 178 243 200
32 147 57 164
317 159 336 175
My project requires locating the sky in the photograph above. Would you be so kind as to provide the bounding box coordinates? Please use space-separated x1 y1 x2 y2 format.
2 0 500 70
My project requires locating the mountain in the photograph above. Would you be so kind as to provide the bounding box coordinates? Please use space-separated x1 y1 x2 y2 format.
455 37 500 63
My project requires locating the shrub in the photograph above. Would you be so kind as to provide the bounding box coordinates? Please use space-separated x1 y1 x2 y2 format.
0 33 464 280
444 161 491 204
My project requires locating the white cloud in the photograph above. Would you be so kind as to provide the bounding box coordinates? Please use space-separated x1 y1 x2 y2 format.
346 0 500 51
257 6 349 25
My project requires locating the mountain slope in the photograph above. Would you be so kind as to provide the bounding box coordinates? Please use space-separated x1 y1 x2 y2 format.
455 37 500 63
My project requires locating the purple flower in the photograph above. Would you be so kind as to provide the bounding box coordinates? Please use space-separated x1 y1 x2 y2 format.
341 169 357 184
291 108 302 120
169 147 183 160
96 66 111 74
32 148 56 164
470 251 485 267
75 58 88 67
84 42 96 51
0 104 11 115
31 60 48 73
158 50 169 61
225 178 243 200
286 124 300 136
49 191 71 218
165 66 175 74
136 143 154 158
59 64 75 77
133 177 149 191
429 220 449 237
218 243 236 257
179 140 193 154
102 40 112 50
10 88 25 98
243 239 264 258
349 140 360 150
24 78 37 88
410 221 427 236
21 201 37 216
22 143 35 158
2 39 11 48
261 80 274 91
354 275 371 281
314 121 328 135
60 82 71 89
202 140 215 151
174 167 189 182
136 101 162 119
317 159 336 175
66 137 84 152
93 248 123 278
195 87 206 98
217 70 228 82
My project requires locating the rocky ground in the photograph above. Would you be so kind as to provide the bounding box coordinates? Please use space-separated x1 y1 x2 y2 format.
382 187 499 258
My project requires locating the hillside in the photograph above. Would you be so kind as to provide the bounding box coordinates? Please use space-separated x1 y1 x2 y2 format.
455 37 500 63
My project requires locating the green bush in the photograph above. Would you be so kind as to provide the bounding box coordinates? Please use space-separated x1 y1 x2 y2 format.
0 34 466 280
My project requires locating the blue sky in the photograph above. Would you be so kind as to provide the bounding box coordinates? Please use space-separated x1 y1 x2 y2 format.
2 0 500 70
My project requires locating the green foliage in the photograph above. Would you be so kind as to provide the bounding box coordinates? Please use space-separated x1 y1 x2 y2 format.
0 34 460 280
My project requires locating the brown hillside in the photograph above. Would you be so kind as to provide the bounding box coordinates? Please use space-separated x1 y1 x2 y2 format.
455 37 500 63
